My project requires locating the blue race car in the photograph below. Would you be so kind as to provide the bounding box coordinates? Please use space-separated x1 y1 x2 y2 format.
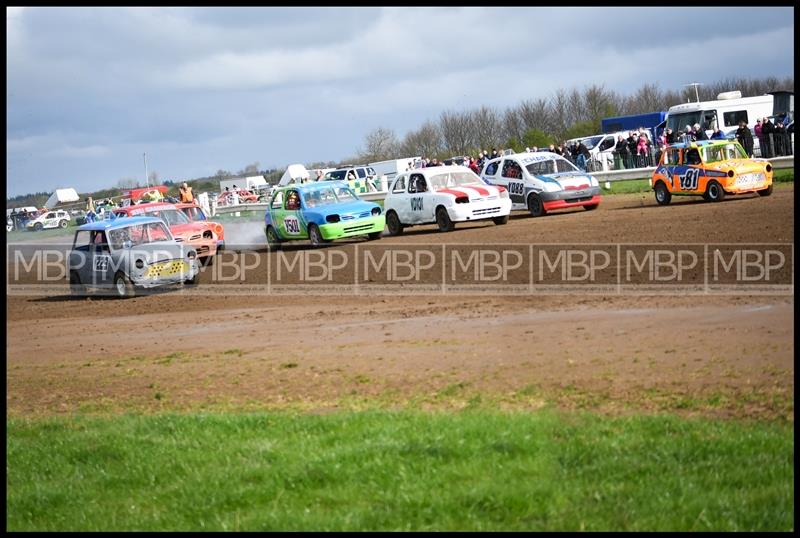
264 181 385 249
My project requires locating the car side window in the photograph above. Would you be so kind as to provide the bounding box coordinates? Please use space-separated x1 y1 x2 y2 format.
285 190 301 210
484 161 499 176
271 191 284 210
356 168 366 178
73 230 91 251
408 174 426 193
393 175 407 193
92 231 110 252
501 159 522 179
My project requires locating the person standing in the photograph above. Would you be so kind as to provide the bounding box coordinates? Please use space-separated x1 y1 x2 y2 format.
760 117 775 158
735 121 754 157
694 123 708 141
614 135 629 170
179 182 194 203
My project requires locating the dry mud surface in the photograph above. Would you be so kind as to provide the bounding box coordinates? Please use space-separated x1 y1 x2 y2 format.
6 188 794 419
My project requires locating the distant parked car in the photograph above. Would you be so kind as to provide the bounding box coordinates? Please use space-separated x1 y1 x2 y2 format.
26 210 71 231
264 181 385 249
67 216 200 298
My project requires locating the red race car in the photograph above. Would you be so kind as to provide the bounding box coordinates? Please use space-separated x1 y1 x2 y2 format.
217 189 259 206
111 202 224 264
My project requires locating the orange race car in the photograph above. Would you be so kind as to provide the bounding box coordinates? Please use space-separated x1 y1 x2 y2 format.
650 140 773 205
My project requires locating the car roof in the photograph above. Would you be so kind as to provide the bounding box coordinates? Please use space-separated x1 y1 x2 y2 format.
77 216 163 231
278 181 351 192
665 140 730 150
411 165 477 176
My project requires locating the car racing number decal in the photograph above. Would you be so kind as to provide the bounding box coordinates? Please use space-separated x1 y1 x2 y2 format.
678 168 701 191
410 197 424 211
94 255 111 272
508 182 525 196
283 216 301 235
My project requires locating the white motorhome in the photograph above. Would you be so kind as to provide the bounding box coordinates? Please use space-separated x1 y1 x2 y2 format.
666 91 774 140
368 157 421 183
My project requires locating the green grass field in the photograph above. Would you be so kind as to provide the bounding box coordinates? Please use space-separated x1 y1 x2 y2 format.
6 411 793 531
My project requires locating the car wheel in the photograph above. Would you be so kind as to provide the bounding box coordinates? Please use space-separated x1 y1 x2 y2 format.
757 184 773 197
69 270 85 297
184 272 200 286
436 206 455 232
113 272 136 299
34 222 43 231
367 231 382 240
386 210 404 236
527 193 547 217
308 224 325 247
654 182 672 205
59 220 68 228
265 225 282 251
583 204 599 211
705 180 726 203
492 215 509 225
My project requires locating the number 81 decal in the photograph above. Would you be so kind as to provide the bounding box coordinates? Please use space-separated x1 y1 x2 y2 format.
678 168 701 191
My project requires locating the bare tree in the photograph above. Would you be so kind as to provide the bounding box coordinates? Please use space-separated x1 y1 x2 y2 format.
400 120 443 158
469 105 503 151
359 127 399 163
116 177 139 189
238 162 260 176
439 109 473 156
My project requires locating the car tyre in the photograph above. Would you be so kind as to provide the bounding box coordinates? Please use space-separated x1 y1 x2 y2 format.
184 272 200 286
113 271 136 299
265 225 282 251
654 182 672 205
34 222 43 231
59 220 68 228
757 184 773 197
308 224 325 247
69 270 85 297
705 180 726 203
436 206 455 232
583 204 599 211
492 215 509 225
527 193 547 217
367 231 382 240
386 210 404 236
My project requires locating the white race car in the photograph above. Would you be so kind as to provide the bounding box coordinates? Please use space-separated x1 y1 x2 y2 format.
383 165 512 234
26 209 72 231
481 152 602 217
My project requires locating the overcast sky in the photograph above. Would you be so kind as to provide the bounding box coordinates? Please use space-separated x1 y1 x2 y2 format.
6 6 794 197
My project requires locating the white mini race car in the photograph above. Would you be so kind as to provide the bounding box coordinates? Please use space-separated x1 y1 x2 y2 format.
383 165 512 234
26 210 72 231
481 152 602 217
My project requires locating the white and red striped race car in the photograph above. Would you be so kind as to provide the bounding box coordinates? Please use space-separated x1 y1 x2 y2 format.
383 165 512 234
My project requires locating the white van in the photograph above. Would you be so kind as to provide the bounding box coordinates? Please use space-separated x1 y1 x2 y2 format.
666 92 773 142
368 157 421 183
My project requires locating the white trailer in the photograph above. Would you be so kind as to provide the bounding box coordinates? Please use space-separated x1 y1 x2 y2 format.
219 175 268 193
666 91 774 140
368 157 421 183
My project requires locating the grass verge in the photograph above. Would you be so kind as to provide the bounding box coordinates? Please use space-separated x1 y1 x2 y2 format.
6 410 793 531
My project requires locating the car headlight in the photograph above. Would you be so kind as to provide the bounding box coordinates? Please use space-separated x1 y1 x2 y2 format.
326 214 340 223
455 196 469 204
498 186 509 199
135 258 145 269
371 207 381 216
544 182 561 193
765 164 773 173
187 250 196 260
727 170 735 178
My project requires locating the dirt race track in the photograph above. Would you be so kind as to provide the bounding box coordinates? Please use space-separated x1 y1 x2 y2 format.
6 187 795 419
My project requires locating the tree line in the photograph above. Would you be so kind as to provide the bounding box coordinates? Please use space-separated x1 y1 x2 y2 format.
354 76 794 163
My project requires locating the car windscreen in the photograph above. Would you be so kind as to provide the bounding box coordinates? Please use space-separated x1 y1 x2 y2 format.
427 171 485 191
303 186 358 207
107 222 171 249
701 143 748 163
525 157 579 176
144 208 190 226
324 170 348 181
582 136 604 150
